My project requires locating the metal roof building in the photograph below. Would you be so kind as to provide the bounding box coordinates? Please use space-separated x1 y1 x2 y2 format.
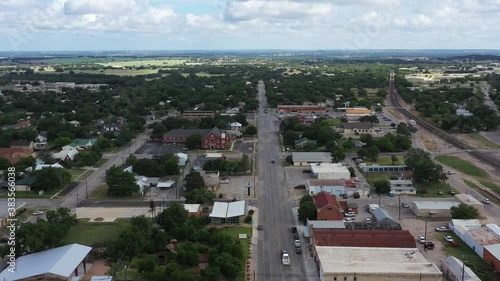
413 201 460 218
304 220 346 238
441 256 481 281
0 244 92 281
372 207 394 223
292 152 332 166
484 244 500 274
209 200 247 224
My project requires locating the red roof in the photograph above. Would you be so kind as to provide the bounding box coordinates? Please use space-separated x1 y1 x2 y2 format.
313 191 340 209
313 229 416 248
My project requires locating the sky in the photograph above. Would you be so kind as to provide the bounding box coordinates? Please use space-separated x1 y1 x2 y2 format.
0 0 499 51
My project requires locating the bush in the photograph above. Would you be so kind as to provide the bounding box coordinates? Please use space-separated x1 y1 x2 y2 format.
244 215 252 223
248 209 255 216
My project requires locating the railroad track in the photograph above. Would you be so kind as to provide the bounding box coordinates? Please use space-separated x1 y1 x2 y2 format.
388 71 500 170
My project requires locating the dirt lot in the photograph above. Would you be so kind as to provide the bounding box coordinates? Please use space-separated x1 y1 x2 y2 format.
76 207 151 222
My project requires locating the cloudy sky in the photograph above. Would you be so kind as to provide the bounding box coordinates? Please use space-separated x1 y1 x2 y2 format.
0 0 499 51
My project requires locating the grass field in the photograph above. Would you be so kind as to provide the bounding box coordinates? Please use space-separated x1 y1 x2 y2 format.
364 156 405 166
220 226 252 281
468 133 500 149
62 218 131 247
93 158 109 168
435 155 488 177
414 181 456 198
181 72 225 77
478 180 500 193
440 232 497 281
322 118 342 126
0 189 58 199
88 183 143 200
69 169 93 181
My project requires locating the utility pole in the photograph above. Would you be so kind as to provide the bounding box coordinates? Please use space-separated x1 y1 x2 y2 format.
378 195 381 206
85 178 88 199
461 255 467 281
424 220 428 244
76 189 79 207
398 194 401 220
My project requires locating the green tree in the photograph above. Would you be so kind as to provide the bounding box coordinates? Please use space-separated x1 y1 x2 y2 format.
451 203 480 219
396 122 418 137
298 194 317 224
176 242 199 267
106 166 139 196
366 145 380 162
46 207 78 228
185 134 203 150
239 153 250 173
391 155 398 165
374 180 391 194
151 124 167 139
245 125 257 136
185 187 215 204
125 154 137 166
73 150 101 167
413 158 446 184
53 137 72 147
185 171 205 192
136 255 159 273
348 167 356 178
95 137 113 150
329 144 345 163
157 202 189 230
203 265 221 281
32 167 71 192
405 148 431 171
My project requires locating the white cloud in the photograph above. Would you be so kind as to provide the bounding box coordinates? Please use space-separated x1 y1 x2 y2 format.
63 0 149 15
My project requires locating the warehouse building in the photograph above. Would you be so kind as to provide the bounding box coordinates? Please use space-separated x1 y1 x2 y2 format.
412 201 460 218
315 246 442 281
292 152 332 166
310 163 350 180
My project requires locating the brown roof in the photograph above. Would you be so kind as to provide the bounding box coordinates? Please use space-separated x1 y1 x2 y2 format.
0 148 35 164
313 191 341 209
309 179 345 186
10 140 33 147
313 229 416 248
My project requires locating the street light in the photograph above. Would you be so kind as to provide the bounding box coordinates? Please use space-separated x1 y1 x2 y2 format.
85 178 88 199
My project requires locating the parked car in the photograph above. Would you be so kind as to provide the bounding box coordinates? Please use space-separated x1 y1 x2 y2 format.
401 203 409 208
353 192 360 199
294 240 301 248
365 218 371 223
450 241 459 247
437 190 444 195
418 236 426 244
448 190 456 195
257 224 264 231
424 242 435 250
482 198 491 204
302 169 312 173
435 226 450 232
295 247 302 254
342 194 348 199
344 213 355 217
444 235 454 243
271 160 275 164
32 211 44 216
447 170 456 175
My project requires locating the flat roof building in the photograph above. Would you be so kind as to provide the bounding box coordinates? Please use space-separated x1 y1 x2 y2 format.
455 194 484 217
310 163 350 180
441 256 481 281
463 224 500 258
209 200 247 224
315 246 442 281
292 152 332 166
413 201 460 218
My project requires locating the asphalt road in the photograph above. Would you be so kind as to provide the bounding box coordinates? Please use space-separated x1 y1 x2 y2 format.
57 130 151 209
255 80 309 281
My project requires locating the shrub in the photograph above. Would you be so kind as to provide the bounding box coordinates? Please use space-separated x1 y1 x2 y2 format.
248 210 255 216
244 215 252 223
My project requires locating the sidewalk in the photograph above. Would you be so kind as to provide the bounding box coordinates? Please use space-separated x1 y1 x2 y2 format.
248 206 259 281
292 207 320 281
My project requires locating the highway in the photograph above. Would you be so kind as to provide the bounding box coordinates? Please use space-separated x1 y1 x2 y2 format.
256 80 309 281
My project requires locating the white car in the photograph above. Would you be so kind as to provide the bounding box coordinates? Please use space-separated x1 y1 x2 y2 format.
444 235 454 243
482 198 491 204
365 218 371 223
447 170 456 175
32 211 44 216
435 226 450 232
418 236 426 244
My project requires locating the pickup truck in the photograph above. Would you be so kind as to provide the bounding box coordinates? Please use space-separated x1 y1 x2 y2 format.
435 226 450 232
281 250 290 266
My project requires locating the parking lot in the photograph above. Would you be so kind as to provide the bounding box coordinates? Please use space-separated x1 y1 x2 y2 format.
217 175 255 200
136 142 184 154
232 141 255 154
285 166 314 188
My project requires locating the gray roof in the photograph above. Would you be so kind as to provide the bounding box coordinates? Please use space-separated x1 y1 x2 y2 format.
163 128 212 138
292 152 332 162
91 277 114 281
341 122 373 130
344 222 402 230
0 244 92 280
372 208 394 222
390 185 416 191
442 256 481 281
209 200 247 218
389 180 413 186
305 220 346 238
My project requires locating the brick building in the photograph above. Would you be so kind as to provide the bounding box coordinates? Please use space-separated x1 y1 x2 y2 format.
313 191 344 221
162 127 231 149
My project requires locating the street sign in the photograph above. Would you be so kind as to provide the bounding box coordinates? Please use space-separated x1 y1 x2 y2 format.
246 181 253 188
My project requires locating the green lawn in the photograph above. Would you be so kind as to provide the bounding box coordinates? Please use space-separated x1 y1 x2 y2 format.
220 226 252 281
478 180 500 193
62 218 131 247
0 189 58 199
364 156 405 166
435 155 488 177
440 232 497 281
323 119 342 126
69 169 94 181
414 181 456 198
468 133 500 149
88 184 143 201
93 158 109 168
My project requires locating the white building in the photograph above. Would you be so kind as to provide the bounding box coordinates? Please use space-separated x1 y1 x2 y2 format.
441 256 481 281
412 201 460 218
35 163 64 170
315 246 442 281
52 146 79 162
389 179 417 195
175 152 188 166
306 179 345 196
292 152 332 166
461 224 500 258
209 200 247 224
310 163 350 180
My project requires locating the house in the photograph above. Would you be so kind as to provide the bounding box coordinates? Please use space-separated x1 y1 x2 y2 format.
460 224 500 258
336 122 375 135
0 147 37 164
135 176 148 195
315 246 441 281
412 201 460 218
35 163 64 170
53 146 79 162
181 110 215 119
0 243 93 281
484 244 500 274
306 179 345 196
175 152 188 166
455 194 484 217
34 131 48 150
209 200 247 224
229 122 242 130
456 108 474 116
69 120 81 127
157 180 176 189
441 256 481 281
372 207 394 223
192 154 224 172
313 191 344 221
294 137 318 148
310 163 350 180
67 138 97 150
292 152 332 166
16 119 31 129
389 179 417 195
0 201 26 227
223 108 240 116
10 140 34 150
162 127 231 150
103 123 120 132
184 204 202 217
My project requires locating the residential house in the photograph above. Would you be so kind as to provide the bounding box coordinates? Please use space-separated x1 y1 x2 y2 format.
103 123 120 132
0 147 37 164
69 120 81 127
292 152 332 166
313 191 344 221
229 122 242 130
157 180 176 189
67 138 97 150
53 146 79 162
14 176 37 192
10 140 34 150
223 108 240 116
372 207 394 223
456 108 474 117
336 122 375 135
16 119 31 129
175 152 188 166
35 163 64 170
389 179 417 195
0 244 93 281
306 179 345 196
441 256 481 281
294 137 318 149
209 200 247 224
34 131 48 150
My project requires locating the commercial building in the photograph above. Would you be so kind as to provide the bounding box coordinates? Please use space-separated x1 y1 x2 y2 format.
412 201 460 218
441 256 481 281
209 200 247 224
162 127 231 149
455 194 484 217
311 229 416 248
315 246 442 281
306 179 346 196
277 105 327 114
313 191 344 221
449 219 482 240
372 208 394 223
304 220 346 240
310 163 350 180
344 107 373 122
292 152 332 166
484 244 500 273
389 179 417 195
461 224 500 258
181 110 215 119
336 122 375 135
0 243 93 281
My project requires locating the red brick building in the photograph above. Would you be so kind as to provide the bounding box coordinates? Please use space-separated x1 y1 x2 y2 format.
278 105 327 114
311 229 417 248
483 245 500 274
313 191 344 221
162 127 231 149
